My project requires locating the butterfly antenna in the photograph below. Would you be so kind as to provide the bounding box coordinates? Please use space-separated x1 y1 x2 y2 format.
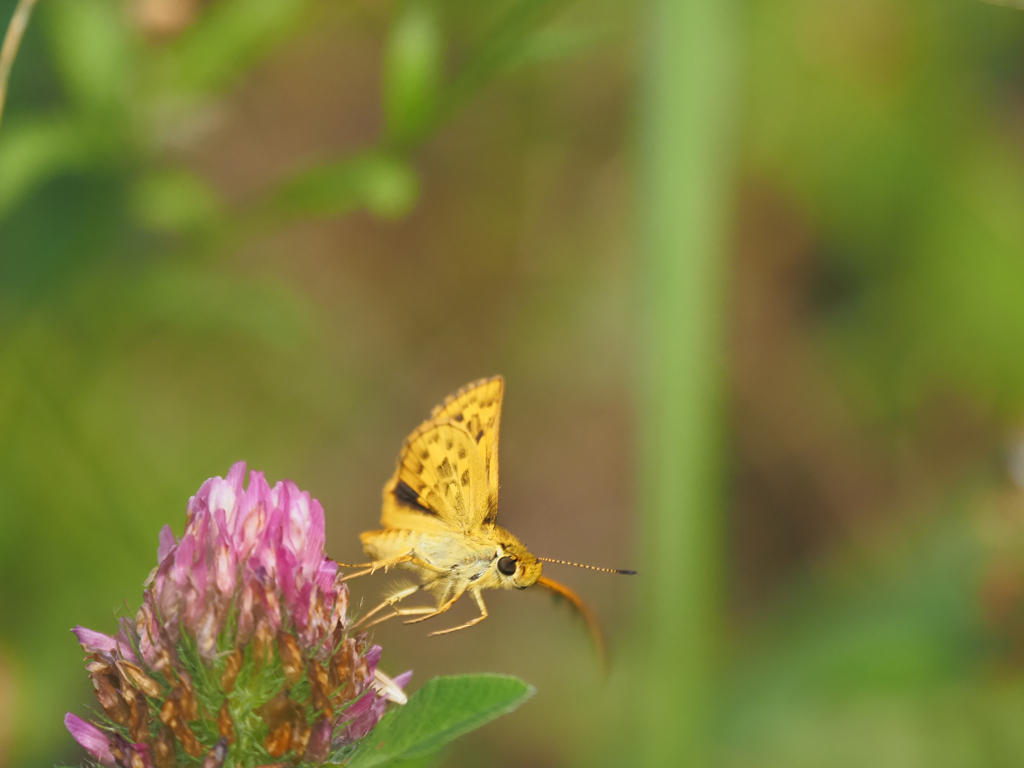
538 557 637 575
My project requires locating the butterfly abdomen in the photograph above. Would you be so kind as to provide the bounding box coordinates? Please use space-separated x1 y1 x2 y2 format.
360 528 421 562
361 528 468 570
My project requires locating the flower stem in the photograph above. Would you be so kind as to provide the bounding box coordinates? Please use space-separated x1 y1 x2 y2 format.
636 0 739 764
0 0 40 135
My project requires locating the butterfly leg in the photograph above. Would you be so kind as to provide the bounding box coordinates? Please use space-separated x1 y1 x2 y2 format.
340 556 411 581
352 583 423 628
427 589 488 636
401 591 465 625
361 604 438 630
340 554 446 581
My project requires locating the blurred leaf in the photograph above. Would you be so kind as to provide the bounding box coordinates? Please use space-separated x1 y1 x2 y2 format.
384 0 443 147
44 0 133 114
498 25 608 71
443 0 571 117
164 0 313 93
273 151 419 219
347 675 534 768
0 115 85 217
132 167 223 233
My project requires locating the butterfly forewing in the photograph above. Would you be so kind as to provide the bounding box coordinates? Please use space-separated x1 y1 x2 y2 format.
381 421 489 532
428 376 503 520
380 377 504 534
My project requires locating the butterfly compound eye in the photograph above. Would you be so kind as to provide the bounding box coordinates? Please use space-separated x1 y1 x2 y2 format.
497 556 517 576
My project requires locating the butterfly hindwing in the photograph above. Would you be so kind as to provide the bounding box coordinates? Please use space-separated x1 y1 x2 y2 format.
381 421 489 532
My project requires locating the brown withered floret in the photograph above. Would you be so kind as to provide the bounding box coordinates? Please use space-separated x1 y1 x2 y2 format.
118 661 163 697
277 632 303 686
353 654 370 687
113 662 151 743
85 656 117 676
121 684 149 743
333 634 370 691
159 663 200 722
220 649 244 693
152 726 178 768
334 588 349 633
217 699 236 744
329 639 358 706
110 733 149 768
258 690 293 724
265 721 292 758
290 717 312 757
252 621 275 671
176 670 200 721
91 673 130 726
150 649 174 683
160 697 203 757
307 658 332 715
259 692 305 758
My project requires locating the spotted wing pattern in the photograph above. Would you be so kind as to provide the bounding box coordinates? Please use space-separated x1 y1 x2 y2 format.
427 376 503 525
379 377 503 533
381 420 489 532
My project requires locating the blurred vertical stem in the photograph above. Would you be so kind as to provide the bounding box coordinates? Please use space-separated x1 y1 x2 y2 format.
636 0 737 764
0 0 39 133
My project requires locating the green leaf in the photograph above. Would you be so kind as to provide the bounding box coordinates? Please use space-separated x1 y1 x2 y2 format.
132 168 223 233
383 0 443 146
0 115 86 217
346 675 534 768
45 0 133 112
164 0 313 93
442 0 571 116
498 25 608 71
273 151 419 219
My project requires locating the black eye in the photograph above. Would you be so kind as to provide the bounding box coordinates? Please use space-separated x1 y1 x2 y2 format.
497 556 517 576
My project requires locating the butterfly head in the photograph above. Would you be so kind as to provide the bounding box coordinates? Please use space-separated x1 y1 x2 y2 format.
490 527 542 590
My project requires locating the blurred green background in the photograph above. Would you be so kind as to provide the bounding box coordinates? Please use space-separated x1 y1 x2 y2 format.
3 0 1024 766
